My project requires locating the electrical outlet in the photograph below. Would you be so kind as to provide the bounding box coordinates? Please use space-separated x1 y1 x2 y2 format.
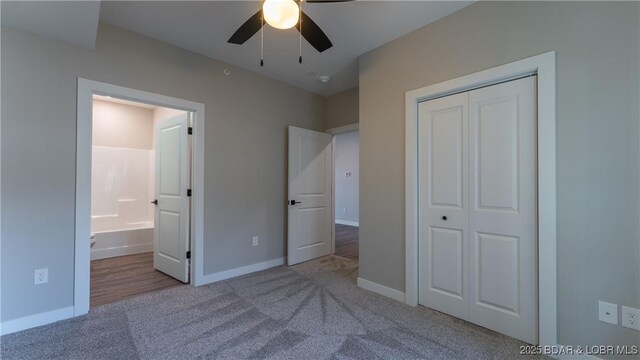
621 306 640 330
598 301 618 325
34 268 48 285
252 236 259 247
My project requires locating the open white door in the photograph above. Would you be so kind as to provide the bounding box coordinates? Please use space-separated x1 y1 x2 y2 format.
153 113 190 283
288 126 333 265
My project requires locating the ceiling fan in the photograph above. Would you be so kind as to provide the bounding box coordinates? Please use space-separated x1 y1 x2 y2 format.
228 0 352 58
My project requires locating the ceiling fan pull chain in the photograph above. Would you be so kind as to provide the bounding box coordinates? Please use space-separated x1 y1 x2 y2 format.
260 12 265 67
298 1 303 64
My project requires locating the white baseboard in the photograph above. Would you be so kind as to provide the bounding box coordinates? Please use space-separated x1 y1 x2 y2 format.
335 219 359 227
197 257 286 286
90 243 153 260
0 306 75 336
357 277 405 303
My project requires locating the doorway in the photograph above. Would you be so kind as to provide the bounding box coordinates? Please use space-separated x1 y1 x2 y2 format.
75 79 206 316
286 124 360 265
333 129 359 261
89 96 189 307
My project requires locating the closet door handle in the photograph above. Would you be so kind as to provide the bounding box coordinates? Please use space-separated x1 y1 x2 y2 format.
442 216 447 221
151 200 158 205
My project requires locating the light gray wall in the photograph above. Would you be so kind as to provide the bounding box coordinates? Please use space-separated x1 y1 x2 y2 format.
358 1 639 351
326 87 358 129
93 99 154 150
1 23 326 322
335 131 359 224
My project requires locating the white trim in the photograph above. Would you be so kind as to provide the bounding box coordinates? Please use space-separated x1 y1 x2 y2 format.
357 277 406 303
90 244 153 260
331 136 336 255
404 51 556 346
335 219 359 227
198 257 286 285
326 123 359 135
0 306 75 336
76 78 206 313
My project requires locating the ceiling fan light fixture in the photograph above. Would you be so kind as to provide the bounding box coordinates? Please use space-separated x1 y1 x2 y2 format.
263 0 300 30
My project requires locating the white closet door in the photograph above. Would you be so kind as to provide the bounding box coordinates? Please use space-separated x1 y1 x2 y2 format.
418 92 470 319
468 76 537 344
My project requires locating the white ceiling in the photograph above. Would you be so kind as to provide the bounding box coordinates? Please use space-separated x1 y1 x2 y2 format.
2 1 472 97
1 1 100 49
99 1 471 96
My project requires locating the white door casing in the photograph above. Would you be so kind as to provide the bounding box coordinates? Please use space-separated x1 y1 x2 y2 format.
418 92 470 319
468 77 537 344
417 76 537 344
288 126 333 265
405 51 555 346
76 78 206 318
154 113 191 282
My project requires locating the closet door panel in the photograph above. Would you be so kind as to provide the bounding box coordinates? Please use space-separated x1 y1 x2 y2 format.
418 92 469 320
468 76 537 344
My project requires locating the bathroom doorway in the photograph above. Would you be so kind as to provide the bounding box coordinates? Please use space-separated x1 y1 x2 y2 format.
75 79 206 316
89 96 189 307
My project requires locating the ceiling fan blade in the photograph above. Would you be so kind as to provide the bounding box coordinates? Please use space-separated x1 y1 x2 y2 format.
296 11 333 53
228 10 264 45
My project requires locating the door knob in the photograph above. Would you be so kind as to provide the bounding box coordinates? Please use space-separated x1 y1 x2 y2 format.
442 216 447 221
289 200 301 205
151 200 158 205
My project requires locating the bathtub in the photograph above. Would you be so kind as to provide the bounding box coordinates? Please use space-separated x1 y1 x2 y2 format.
91 146 156 260
91 221 154 260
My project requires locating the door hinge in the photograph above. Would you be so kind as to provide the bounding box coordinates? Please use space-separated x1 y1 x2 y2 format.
188 127 193 135
186 251 191 259
187 189 192 197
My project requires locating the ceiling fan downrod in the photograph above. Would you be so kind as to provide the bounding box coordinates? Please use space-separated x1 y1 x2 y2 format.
299 0 303 64
260 12 265 67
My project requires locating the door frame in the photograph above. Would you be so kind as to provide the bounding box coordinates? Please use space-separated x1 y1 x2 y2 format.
75 78 206 316
326 123 360 256
404 52 556 346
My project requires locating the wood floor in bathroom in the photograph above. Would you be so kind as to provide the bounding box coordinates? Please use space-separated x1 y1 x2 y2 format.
91 227 358 308
90 252 184 308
